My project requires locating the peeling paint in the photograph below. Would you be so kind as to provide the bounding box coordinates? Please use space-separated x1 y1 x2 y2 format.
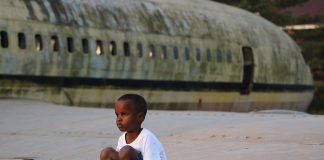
43 0 57 23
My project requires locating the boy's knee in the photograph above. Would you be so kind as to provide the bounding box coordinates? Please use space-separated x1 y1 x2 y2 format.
119 145 138 160
100 147 118 160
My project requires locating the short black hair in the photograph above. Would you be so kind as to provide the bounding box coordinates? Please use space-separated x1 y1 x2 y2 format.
117 94 147 116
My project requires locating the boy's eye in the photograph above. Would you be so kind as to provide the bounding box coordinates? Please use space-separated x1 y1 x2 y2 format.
115 112 128 117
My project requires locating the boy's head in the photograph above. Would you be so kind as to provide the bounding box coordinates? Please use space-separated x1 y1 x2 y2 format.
117 94 147 116
115 94 147 132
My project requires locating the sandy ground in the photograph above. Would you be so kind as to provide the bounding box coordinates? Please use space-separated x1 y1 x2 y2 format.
0 100 324 160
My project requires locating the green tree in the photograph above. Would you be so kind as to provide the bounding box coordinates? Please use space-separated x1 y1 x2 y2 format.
211 0 307 25
275 0 308 8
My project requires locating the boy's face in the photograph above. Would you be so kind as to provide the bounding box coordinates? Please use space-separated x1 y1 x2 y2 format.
115 100 143 132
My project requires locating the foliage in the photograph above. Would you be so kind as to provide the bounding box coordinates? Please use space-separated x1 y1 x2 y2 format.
211 0 308 25
275 0 308 8
213 0 308 8
291 28 324 70
308 84 324 114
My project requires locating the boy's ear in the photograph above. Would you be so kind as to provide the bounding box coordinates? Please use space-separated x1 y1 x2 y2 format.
137 112 145 123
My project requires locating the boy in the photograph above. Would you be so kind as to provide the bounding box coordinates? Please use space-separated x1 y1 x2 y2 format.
100 94 167 160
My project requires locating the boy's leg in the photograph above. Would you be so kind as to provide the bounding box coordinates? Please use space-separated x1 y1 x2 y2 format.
100 147 119 160
119 145 140 160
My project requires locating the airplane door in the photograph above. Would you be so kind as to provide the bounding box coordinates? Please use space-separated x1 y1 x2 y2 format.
241 46 254 95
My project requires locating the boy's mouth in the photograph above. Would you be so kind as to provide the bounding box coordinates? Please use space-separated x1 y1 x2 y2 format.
117 123 123 129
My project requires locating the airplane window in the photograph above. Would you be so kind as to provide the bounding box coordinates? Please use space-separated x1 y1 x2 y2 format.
35 34 43 51
136 43 143 57
161 45 167 59
67 37 74 53
206 48 211 62
18 32 26 49
196 48 201 61
148 44 155 58
0 31 9 48
51 35 60 52
123 42 130 56
227 50 232 63
96 40 103 55
82 38 89 54
185 47 190 60
109 41 116 56
173 47 179 60
216 49 222 63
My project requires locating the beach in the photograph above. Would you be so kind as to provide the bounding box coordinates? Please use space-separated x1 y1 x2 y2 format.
0 100 323 160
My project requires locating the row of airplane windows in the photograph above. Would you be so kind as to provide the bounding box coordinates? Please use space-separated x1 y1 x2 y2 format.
0 31 233 63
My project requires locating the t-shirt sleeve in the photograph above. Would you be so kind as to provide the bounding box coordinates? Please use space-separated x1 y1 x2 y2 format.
142 134 167 160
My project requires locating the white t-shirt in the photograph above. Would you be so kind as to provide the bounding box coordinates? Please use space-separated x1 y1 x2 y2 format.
117 128 167 160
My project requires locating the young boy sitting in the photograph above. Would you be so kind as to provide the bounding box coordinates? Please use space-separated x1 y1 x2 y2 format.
100 94 167 160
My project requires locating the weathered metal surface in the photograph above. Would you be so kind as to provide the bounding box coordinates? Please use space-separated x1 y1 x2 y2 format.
0 0 312 84
0 0 314 111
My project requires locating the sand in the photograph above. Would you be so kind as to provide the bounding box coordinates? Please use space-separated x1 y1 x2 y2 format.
0 99 324 160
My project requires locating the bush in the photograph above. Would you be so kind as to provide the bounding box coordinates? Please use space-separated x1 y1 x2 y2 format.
308 84 324 114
